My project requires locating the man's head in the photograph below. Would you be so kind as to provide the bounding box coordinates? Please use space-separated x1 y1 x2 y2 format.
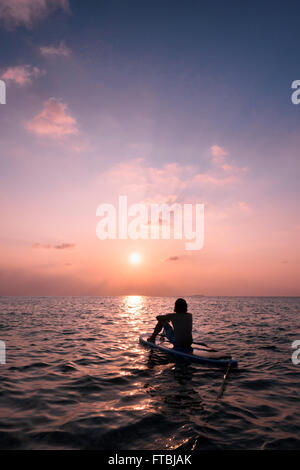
174 298 187 313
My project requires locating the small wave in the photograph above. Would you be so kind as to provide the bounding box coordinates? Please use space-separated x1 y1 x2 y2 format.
8 362 50 372
55 363 77 373
262 437 300 450
63 375 103 393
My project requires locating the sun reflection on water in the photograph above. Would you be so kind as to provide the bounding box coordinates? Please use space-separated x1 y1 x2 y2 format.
121 296 146 333
124 295 144 313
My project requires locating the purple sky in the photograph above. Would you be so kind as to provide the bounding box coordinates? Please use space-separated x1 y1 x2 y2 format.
0 0 299 295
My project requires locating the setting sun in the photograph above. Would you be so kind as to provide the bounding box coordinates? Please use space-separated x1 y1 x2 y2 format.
129 253 141 264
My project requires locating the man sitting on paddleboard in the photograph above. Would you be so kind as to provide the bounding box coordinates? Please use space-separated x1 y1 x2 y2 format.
147 298 193 351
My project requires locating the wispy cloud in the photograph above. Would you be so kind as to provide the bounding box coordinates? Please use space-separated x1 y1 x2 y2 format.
191 144 248 185
98 150 248 206
98 159 188 204
211 144 248 173
210 144 228 166
0 0 70 29
26 98 78 138
193 173 238 186
1 65 45 86
238 201 253 214
33 242 76 250
39 40 71 58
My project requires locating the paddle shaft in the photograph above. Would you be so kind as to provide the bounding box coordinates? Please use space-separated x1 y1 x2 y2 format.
192 340 218 352
217 362 232 399
158 334 218 352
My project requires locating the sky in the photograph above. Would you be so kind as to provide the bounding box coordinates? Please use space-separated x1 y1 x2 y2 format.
0 0 299 296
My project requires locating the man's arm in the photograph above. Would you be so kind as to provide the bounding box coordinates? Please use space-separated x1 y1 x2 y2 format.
148 314 173 342
156 315 169 323
156 313 173 322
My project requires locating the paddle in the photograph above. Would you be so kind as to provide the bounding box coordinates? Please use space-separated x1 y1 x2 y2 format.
217 362 232 399
192 340 218 352
159 334 219 352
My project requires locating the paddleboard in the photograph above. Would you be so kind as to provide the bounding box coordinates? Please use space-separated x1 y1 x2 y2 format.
139 334 238 368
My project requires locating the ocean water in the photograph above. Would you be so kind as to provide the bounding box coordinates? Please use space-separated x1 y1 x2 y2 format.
0 295 299 450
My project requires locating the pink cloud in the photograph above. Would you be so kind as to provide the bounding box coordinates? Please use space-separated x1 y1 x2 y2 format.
39 40 71 57
0 0 70 29
208 144 248 180
210 144 228 166
193 173 238 186
98 159 189 204
1 65 45 86
33 242 75 250
238 201 253 214
211 145 228 158
222 163 248 174
26 98 78 138
97 153 248 207
165 256 181 262
221 163 234 172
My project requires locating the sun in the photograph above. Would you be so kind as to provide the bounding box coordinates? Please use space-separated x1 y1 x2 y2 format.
129 252 141 264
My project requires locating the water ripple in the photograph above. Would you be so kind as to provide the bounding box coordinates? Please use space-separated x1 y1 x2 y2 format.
0 295 299 450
